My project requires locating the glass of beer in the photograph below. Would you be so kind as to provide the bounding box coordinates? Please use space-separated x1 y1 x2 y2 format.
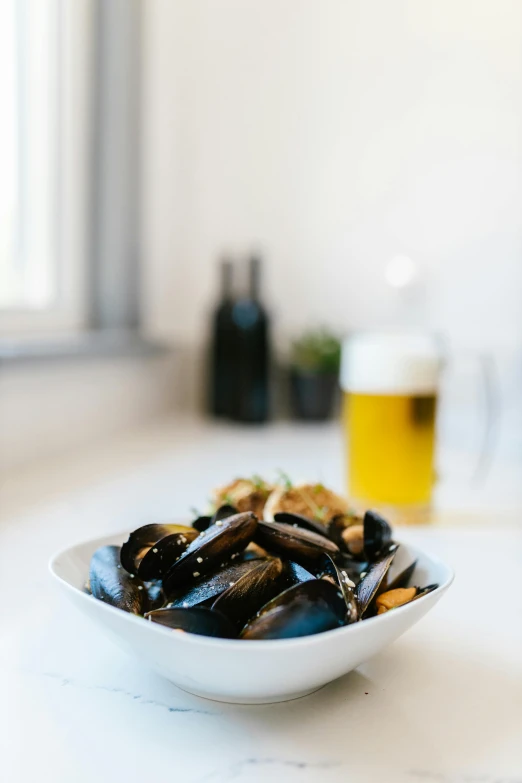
341 332 441 524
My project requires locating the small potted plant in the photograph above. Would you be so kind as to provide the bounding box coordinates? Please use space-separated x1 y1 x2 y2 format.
289 329 341 420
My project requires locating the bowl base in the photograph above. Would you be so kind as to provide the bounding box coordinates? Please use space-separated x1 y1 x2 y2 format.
175 682 324 705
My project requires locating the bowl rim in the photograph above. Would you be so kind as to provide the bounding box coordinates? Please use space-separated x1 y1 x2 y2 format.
49 528 455 651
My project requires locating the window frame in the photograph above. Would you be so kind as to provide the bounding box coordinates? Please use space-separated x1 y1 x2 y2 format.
0 0 142 340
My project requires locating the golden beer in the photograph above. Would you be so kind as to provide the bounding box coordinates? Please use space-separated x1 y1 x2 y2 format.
343 392 437 506
341 333 440 520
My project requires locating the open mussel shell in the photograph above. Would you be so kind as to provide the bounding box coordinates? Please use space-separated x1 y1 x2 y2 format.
355 546 398 618
167 559 263 608
380 559 418 594
163 511 258 593
90 545 149 615
120 523 198 577
211 504 237 524
328 510 392 563
241 579 346 640
189 505 237 534
212 558 284 630
412 583 439 601
145 606 236 638
363 510 392 561
274 512 330 538
192 515 212 533
317 554 358 623
254 521 339 570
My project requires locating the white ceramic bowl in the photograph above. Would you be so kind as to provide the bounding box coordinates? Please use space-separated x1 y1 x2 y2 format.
49 530 454 704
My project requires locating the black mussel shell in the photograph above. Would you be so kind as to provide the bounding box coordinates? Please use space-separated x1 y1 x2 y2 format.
120 523 198 576
137 528 200 580
212 558 284 630
279 560 316 590
145 606 236 638
317 554 358 623
363 510 392 561
274 512 331 538
381 559 418 594
328 510 392 563
145 579 165 610
167 560 263 608
211 504 237 524
355 546 398 618
254 521 339 569
241 579 345 640
192 515 212 533
412 583 439 601
90 545 149 614
163 512 258 593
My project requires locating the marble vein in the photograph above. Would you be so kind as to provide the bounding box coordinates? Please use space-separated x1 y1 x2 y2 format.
39 670 217 715
200 757 341 781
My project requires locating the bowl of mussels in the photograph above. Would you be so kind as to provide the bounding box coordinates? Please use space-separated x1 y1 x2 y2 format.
50 477 454 703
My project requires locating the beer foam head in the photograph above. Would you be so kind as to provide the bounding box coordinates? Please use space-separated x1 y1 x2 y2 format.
341 332 441 394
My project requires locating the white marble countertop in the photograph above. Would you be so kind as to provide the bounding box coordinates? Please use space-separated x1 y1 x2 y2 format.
1 417 521 782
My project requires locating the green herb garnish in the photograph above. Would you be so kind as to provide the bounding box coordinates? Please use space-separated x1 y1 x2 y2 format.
276 469 293 490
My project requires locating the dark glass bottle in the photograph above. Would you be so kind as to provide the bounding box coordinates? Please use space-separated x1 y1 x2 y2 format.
209 259 235 417
231 256 270 422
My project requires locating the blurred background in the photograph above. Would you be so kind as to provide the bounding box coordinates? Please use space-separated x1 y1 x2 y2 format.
1 0 521 517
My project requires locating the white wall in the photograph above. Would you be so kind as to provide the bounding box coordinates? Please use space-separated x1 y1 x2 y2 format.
142 0 522 356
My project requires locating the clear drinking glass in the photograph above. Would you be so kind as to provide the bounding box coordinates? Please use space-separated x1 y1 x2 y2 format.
340 332 491 524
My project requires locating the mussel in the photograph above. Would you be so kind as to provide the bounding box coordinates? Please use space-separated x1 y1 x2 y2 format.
329 509 392 562
317 554 358 623
355 546 398 618
120 523 198 579
254 520 339 570
380 559 417 593
273 512 330 538
241 579 345 640
146 606 236 638
163 512 258 593
190 504 238 534
89 545 149 614
167 559 263 609
145 579 165 610
212 558 284 630
280 560 316 589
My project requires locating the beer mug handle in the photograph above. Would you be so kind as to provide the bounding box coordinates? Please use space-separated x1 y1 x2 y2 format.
440 351 499 485
471 354 499 484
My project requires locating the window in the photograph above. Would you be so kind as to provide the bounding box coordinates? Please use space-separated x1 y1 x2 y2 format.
0 0 93 334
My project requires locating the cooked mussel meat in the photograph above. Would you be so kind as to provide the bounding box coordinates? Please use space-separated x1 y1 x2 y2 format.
163 511 258 593
145 606 236 638
90 545 149 614
240 579 345 640
329 509 392 562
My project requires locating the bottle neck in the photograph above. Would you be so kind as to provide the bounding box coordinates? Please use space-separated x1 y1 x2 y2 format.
220 260 233 302
249 257 261 302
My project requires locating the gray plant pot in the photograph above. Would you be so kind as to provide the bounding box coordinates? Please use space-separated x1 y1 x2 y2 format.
289 369 339 421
